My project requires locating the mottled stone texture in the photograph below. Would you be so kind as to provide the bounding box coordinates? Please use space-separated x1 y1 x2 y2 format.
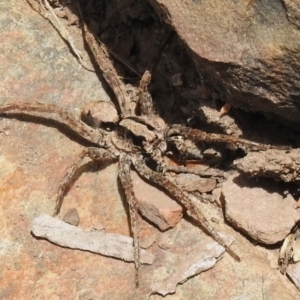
1 1 300 299
222 175 300 244
153 0 300 126
132 171 183 231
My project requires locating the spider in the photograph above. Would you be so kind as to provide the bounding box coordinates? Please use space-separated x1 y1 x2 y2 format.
0 4 284 286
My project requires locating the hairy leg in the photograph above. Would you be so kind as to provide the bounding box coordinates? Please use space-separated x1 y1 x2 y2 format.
118 153 140 287
0 102 107 146
167 124 290 151
54 147 118 215
76 2 133 117
138 71 153 116
132 154 240 262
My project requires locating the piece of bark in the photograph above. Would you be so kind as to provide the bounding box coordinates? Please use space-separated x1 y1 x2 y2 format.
32 214 155 265
233 149 300 182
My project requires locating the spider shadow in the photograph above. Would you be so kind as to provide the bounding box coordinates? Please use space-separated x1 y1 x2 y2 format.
61 159 114 203
62 158 145 237
28 0 121 114
230 174 296 197
0 113 100 148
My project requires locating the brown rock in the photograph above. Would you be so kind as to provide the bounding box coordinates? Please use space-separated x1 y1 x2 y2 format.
131 170 183 231
222 175 300 244
81 101 119 128
54 8 66 19
212 187 222 206
154 0 300 126
3 1 300 298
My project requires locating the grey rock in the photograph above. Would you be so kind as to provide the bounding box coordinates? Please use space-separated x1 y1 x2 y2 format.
32 214 155 264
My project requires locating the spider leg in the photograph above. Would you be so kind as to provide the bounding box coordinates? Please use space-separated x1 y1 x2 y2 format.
54 147 118 215
165 164 224 178
77 3 133 117
138 71 153 116
132 154 241 262
0 102 106 146
118 153 140 287
167 124 290 151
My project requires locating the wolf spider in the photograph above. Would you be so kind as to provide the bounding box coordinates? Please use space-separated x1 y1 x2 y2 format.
0 5 286 286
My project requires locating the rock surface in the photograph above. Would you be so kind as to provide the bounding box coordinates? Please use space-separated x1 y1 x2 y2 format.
222 175 300 244
132 170 183 231
152 0 300 126
151 226 235 296
1 1 300 299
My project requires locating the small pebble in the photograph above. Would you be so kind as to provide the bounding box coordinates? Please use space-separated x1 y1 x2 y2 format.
63 208 80 226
